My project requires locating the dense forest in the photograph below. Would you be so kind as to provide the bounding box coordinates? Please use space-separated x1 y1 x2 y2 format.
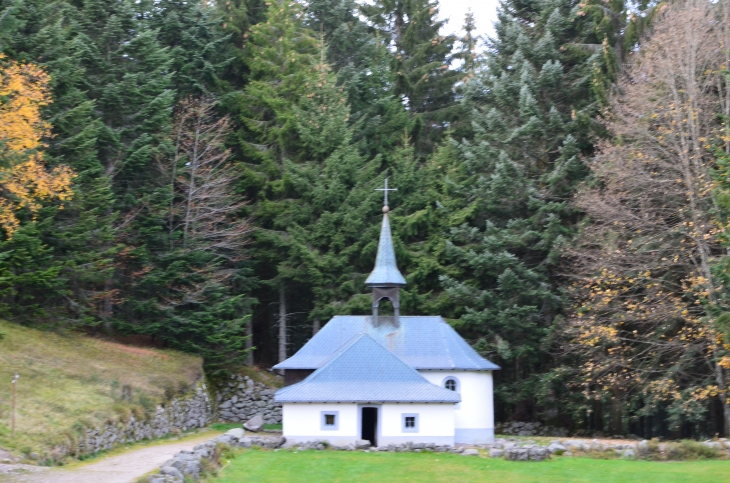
1 0 730 439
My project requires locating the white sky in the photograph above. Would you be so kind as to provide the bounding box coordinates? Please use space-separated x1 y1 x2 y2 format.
437 0 501 42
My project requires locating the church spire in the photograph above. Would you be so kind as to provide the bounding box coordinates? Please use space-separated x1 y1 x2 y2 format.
366 178 405 325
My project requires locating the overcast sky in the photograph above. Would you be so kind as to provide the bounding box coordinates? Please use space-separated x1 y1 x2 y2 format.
437 0 501 42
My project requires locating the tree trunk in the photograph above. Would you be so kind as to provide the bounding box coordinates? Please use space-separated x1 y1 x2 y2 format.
713 357 730 436
183 116 202 248
278 286 287 364
312 317 320 336
610 392 623 436
245 316 254 366
102 278 113 333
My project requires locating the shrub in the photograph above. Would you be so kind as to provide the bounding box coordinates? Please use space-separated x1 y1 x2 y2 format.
636 438 662 460
666 440 722 460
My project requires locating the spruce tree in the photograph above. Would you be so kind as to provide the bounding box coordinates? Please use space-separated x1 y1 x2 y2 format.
437 0 633 420
363 0 459 154
236 0 321 362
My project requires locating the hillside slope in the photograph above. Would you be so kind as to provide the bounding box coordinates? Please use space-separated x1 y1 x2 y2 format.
0 320 204 461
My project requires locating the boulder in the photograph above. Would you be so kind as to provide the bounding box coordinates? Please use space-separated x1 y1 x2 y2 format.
244 414 266 432
505 448 529 461
489 449 504 458
462 448 480 456
225 428 245 439
355 439 372 450
528 446 550 461
547 443 566 454
160 466 184 480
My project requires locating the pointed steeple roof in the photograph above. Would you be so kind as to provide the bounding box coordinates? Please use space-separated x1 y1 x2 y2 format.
365 177 407 287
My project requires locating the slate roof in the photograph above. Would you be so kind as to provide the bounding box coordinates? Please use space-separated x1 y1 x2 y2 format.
273 316 501 371
364 213 407 287
275 334 461 403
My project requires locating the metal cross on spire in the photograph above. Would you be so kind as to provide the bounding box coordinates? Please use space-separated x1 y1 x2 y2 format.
375 177 397 208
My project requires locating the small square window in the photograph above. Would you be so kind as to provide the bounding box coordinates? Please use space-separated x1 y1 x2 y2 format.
321 411 339 431
402 413 419 433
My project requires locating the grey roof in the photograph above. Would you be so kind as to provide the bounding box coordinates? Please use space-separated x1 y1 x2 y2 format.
273 316 501 371
364 213 406 287
275 334 461 403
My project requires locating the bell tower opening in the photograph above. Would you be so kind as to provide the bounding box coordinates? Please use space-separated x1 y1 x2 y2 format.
365 178 407 328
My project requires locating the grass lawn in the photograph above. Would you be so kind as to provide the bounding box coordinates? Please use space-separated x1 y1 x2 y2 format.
0 319 203 458
211 449 730 483
211 423 282 432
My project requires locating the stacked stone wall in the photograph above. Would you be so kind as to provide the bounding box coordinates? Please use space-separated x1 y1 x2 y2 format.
216 374 282 425
72 381 213 456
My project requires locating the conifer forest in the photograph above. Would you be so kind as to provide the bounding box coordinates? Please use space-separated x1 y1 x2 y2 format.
2 0 730 440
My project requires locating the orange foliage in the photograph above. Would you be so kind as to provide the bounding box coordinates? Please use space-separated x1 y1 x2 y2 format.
0 54 74 236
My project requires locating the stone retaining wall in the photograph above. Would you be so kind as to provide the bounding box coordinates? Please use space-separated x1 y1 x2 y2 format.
148 430 285 483
72 381 213 456
216 374 282 425
496 421 569 437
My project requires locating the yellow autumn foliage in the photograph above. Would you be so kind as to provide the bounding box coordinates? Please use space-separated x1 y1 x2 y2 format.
0 54 74 236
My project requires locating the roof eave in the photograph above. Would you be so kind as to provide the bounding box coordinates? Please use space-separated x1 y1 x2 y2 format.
276 399 461 404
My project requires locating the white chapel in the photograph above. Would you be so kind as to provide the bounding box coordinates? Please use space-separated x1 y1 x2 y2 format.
274 180 500 447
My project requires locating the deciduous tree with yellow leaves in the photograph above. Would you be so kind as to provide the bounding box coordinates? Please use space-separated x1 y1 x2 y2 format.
0 54 73 237
560 0 730 438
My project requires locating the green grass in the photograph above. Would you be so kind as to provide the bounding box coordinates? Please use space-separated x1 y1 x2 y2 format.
210 423 282 432
210 450 730 483
0 319 204 459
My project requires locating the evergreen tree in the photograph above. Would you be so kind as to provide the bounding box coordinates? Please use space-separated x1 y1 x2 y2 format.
437 0 634 421
235 0 322 362
302 0 372 72
363 0 459 154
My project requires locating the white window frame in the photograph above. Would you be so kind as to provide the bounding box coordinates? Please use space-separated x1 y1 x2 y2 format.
402 413 419 433
442 376 459 392
321 411 339 431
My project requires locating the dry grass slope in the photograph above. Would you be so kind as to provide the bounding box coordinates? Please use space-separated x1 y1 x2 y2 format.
0 319 204 458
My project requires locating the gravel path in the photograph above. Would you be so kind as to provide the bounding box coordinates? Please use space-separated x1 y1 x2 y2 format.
0 433 216 483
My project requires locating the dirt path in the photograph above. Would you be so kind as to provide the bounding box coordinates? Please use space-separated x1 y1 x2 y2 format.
1 433 216 483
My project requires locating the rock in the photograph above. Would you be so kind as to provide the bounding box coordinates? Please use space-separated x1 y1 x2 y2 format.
547 443 566 454
355 440 371 450
528 447 550 461
505 448 529 461
225 428 245 439
160 466 185 480
462 448 479 456
489 449 504 458
622 449 635 458
244 414 266 432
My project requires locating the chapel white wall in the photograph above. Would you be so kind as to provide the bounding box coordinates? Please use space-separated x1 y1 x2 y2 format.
379 403 454 446
281 402 456 446
419 370 494 443
282 403 358 445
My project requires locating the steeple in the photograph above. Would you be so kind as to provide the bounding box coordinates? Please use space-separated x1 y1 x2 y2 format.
366 178 406 325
